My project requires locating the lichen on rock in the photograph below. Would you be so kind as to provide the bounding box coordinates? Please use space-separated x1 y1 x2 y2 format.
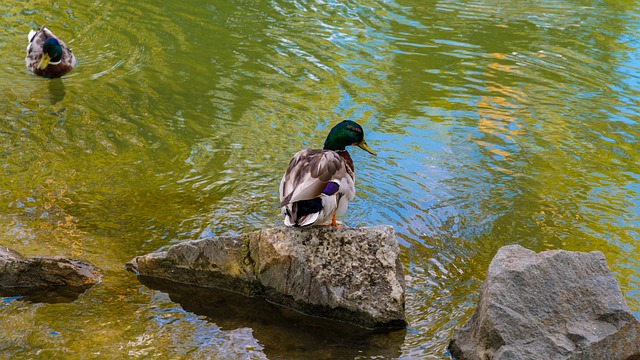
129 226 406 329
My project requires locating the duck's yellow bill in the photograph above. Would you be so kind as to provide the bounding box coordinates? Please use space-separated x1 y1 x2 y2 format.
38 53 51 70
357 140 377 156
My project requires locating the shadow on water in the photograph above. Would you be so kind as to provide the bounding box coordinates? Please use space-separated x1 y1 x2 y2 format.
25 77 67 104
46 78 67 104
0 284 94 304
138 276 407 359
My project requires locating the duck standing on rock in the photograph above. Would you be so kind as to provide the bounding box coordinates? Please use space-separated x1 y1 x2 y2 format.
279 120 377 227
26 26 76 78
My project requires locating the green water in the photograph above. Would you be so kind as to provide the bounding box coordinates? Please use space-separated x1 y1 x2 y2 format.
1 0 639 358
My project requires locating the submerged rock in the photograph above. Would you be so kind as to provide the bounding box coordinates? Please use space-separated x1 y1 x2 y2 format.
128 226 407 329
448 245 640 360
0 246 101 301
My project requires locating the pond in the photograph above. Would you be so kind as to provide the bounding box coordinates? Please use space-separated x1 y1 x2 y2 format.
1 0 639 358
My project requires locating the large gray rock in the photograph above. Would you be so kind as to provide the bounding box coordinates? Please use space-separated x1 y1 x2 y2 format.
448 245 640 360
128 226 406 329
0 246 101 288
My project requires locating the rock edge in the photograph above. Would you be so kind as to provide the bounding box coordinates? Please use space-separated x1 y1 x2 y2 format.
0 246 102 289
128 225 406 329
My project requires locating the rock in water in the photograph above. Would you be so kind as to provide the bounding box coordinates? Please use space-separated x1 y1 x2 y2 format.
0 246 101 289
448 245 640 360
129 226 406 329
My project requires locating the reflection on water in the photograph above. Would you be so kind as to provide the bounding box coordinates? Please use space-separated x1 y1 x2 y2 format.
0 0 638 358
139 276 406 359
46 78 66 104
0 284 93 304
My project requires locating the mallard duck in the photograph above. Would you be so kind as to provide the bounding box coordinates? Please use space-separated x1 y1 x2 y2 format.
279 120 377 227
26 26 76 78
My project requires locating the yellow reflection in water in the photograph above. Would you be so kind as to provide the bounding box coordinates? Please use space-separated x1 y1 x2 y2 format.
474 52 527 174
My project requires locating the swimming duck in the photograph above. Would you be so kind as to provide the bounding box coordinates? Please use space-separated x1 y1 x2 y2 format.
26 26 76 78
279 120 377 227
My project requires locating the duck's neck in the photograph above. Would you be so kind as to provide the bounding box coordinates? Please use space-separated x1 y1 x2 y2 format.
323 136 346 151
336 150 355 178
48 48 63 64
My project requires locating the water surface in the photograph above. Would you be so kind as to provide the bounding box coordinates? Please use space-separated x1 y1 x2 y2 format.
1 0 639 358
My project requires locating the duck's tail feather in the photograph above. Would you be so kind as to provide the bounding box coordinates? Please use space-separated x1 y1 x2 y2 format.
283 199 323 227
28 29 37 43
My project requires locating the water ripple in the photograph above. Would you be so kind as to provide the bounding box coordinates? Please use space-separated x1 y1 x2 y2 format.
1 0 639 358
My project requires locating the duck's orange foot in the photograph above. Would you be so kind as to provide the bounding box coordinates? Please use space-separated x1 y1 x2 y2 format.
331 214 341 228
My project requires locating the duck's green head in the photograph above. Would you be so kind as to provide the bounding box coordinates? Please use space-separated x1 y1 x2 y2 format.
323 120 377 155
38 38 63 70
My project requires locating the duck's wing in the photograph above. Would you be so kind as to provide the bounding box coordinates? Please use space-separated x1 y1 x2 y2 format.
60 44 76 69
279 149 349 207
26 27 47 69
